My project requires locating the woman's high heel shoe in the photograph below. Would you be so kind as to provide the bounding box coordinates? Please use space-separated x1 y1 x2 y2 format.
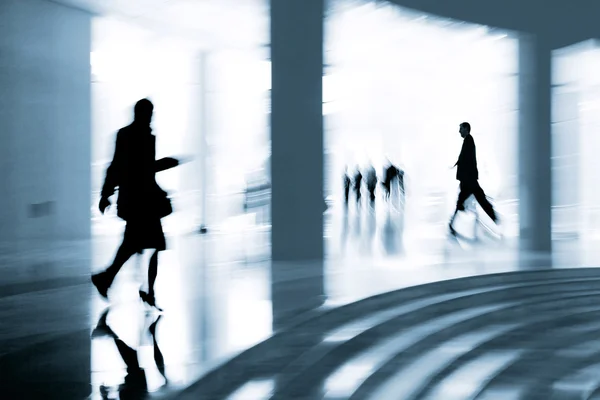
139 290 163 312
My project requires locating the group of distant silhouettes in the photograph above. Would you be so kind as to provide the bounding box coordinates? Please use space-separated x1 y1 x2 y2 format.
343 161 405 208
341 122 500 238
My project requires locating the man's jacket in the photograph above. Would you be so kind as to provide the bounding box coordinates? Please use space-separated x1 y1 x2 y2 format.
455 134 479 182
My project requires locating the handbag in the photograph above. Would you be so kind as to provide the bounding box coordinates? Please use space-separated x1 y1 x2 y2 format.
156 189 173 219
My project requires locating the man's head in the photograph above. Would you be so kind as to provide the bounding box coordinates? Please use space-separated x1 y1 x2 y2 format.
134 98 154 125
459 122 471 138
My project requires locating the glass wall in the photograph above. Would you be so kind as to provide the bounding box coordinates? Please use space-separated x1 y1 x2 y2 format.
578 46 600 241
552 40 600 243
324 0 519 257
203 48 271 262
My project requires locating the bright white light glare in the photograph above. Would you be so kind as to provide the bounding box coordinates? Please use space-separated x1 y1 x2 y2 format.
91 49 192 84
323 74 342 103
229 379 275 400
227 296 272 350
325 0 518 233
579 100 600 111
325 362 376 397
551 41 600 240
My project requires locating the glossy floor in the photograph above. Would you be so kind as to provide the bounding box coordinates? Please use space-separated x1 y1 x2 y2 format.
186 267 600 399
1 202 598 399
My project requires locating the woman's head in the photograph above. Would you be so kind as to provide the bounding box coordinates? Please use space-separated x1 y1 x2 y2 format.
134 99 154 125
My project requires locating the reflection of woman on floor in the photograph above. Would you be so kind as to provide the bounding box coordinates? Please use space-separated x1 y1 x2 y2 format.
92 308 167 399
92 99 186 311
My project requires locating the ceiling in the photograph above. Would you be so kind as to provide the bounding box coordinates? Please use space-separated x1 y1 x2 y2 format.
50 0 600 51
49 0 269 50
385 0 600 49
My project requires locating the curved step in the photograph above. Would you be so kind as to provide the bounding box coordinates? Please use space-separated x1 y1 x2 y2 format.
349 303 600 399
373 313 600 399
273 291 600 399
175 268 600 400
406 310 600 399
472 332 600 399
270 276 600 397
550 363 600 400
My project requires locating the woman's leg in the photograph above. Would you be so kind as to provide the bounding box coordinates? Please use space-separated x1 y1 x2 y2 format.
139 250 163 311
148 250 160 298
92 240 136 298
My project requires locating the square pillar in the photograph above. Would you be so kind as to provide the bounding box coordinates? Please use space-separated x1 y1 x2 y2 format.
0 2 92 399
551 88 580 239
518 33 553 253
270 0 325 326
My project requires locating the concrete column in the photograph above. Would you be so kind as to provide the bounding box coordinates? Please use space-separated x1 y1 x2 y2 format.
53 7 92 241
518 33 553 253
0 0 91 242
0 3 92 399
270 0 325 326
551 88 580 239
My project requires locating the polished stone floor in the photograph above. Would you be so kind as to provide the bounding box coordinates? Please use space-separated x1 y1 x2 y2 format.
2 200 600 399
185 267 600 400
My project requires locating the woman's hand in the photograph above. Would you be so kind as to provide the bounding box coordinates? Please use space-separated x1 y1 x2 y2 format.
99 197 111 214
176 155 194 165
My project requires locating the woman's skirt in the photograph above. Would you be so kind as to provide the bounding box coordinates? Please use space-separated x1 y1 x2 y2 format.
123 217 167 252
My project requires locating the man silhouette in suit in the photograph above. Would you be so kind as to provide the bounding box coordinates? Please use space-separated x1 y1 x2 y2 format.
449 122 498 236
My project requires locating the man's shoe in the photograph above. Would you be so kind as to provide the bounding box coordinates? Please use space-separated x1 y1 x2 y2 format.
493 213 501 226
449 223 457 237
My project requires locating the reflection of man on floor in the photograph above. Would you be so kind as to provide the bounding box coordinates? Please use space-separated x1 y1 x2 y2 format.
449 122 498 236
